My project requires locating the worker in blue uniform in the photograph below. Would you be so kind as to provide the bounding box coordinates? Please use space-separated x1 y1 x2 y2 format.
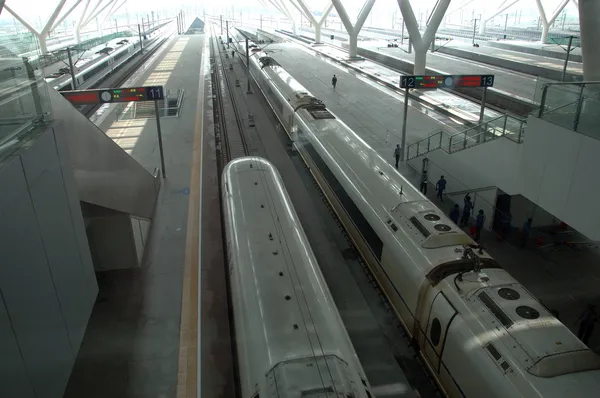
436 176 447 202
461 195 473 226
420 171 428 194
474 209 485 241
449 204 460 225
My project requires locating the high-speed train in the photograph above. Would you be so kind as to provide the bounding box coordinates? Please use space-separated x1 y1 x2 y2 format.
46 38 138 91
234 34 600 397
222 157 373 398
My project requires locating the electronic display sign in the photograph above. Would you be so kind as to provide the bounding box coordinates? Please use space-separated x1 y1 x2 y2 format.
400 75 494 89
61 86 165 104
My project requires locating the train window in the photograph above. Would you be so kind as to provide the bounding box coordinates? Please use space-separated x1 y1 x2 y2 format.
430 318 441 346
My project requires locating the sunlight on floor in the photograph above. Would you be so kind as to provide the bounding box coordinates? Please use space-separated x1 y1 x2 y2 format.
144 37 190 86
103 37 190 154
105 119 149 154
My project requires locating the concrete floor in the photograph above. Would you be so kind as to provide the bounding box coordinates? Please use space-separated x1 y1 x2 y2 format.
64 35 205 398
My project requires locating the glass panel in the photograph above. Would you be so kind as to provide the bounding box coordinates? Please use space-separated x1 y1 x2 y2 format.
0 14 53 159
539 84 580 130
576 86 600 140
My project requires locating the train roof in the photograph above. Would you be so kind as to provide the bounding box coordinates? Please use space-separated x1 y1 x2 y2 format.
461 276 600 378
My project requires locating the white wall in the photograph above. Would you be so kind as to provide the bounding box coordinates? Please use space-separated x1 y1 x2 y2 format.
408 137 521 229
520 117 600 240
0 127 98 397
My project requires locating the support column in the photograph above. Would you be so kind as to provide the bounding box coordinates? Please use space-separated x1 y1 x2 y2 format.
479 0 521 34
398 0 450 74
315 23 322 43
535 0 570 43
75 0 92 43
579 0 600 80
289 1 334 44
331 0 376 58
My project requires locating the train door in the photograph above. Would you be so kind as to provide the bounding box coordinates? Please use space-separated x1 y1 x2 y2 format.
421 293 456 373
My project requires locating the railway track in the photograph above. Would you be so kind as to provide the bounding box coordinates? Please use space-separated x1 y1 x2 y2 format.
227 31 442 397
209 25 248 163
80 33 173 118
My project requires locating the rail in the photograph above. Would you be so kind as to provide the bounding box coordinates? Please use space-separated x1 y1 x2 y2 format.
209 25 248 162
407 114 527 160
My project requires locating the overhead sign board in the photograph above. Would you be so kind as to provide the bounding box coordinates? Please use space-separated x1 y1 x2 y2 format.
61 86 165 105
400 75 494 89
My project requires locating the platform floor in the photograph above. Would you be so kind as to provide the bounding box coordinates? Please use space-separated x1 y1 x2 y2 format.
64 34 205 398
264 41 600 353
287 25 581 104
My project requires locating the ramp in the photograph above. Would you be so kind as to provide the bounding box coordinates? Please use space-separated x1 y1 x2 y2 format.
48 85 159 219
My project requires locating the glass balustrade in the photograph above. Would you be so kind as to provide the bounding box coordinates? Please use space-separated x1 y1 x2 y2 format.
538 81 600 141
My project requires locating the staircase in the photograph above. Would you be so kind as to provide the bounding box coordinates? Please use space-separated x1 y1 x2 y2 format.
407 114 527 160
116 89 185 120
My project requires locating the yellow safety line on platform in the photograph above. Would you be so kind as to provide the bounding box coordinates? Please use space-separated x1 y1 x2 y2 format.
176 35 205 398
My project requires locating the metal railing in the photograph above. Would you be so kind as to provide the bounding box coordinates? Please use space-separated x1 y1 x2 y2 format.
115 88 185 121
538 81 600 137
407 114 527 160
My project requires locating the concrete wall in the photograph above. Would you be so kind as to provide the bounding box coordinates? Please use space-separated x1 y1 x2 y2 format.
519 116 600 240
0 125 98 398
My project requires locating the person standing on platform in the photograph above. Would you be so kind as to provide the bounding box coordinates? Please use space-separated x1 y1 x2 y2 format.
420 171 428 194
393 144 401 169
521 218 533 248
578 305 598 345
232 50 235 57
461 195 473 226
450 204 460 225
501 211 512 240
436 176 446 202
474 210 485 241
332 74 337 90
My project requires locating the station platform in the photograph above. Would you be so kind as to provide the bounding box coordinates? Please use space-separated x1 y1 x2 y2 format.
267 40 524 143
485 39 582 62
326 26 583 78
263 39 600 353
63 34 206 398
317 25 582 92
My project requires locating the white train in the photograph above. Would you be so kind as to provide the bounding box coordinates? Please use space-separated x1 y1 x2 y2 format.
47 38 138 91
222 157 373 398
236 35 600 397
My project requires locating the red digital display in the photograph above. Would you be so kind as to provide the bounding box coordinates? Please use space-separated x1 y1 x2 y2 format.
400 75 494 89
62 92 99 104
61 86 164 105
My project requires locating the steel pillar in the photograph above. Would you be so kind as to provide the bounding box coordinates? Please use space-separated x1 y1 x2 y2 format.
331 0 376 58
535 0 570 43
398 0 450 74
289 0 334 43
579 0 600 81
479 0 520 34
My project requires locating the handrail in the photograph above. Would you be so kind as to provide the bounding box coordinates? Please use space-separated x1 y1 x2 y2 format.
538 81 590 120
446 186 498 196
406 113 527 160
540 81 600 87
